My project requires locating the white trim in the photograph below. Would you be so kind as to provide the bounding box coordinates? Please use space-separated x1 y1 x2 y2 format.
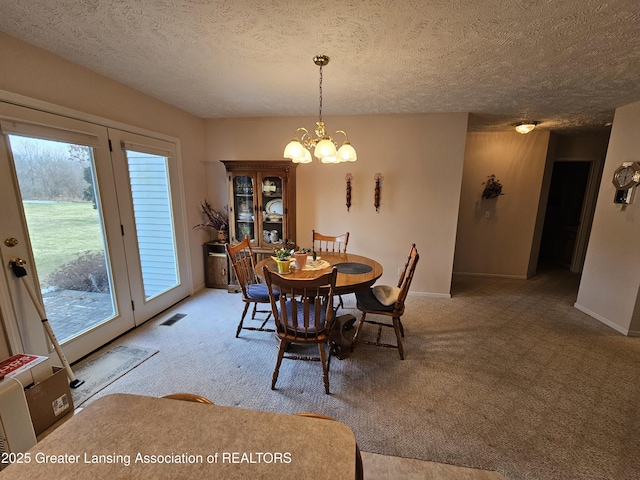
0 88 179 144
452 271 529 280
0 119 102 147
407 291 452 299
121 140 174 158
573 302 639 336
0 262 25 355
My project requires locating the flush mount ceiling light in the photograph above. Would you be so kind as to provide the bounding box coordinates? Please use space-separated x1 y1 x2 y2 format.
515 121 539 134
283 55 357 164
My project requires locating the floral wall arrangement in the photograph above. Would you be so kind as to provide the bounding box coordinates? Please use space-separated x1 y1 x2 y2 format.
482 174 504 199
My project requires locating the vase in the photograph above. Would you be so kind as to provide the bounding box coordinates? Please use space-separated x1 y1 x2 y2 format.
293 252 307 269
217 229 229 242
275 259 291 274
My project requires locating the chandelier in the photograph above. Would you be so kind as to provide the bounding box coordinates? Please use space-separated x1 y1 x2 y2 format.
284 55 357 164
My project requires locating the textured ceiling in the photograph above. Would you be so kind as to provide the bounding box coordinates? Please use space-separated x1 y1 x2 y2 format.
1 0 639 132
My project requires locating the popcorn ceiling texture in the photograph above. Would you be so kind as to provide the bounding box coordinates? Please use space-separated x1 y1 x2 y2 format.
0 0 639 132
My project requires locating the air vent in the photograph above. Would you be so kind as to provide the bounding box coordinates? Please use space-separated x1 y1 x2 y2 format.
160 313 186 326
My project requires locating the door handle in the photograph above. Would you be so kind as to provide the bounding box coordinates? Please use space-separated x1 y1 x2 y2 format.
4 237 19 247
8 257 27 273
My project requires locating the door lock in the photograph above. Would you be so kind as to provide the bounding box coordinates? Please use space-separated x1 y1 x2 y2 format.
4 237 19 247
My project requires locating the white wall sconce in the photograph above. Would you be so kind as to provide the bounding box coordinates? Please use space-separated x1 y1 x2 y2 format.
515 121 539 134
345 173 353 212
374 173 383 212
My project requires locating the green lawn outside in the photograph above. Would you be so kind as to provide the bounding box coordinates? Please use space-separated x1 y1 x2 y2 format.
23 201 105 286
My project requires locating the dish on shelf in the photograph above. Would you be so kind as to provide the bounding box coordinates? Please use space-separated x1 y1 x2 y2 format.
262 180 277 193
265 198 283 215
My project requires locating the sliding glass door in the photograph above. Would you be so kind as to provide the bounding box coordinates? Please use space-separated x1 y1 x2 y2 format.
0 103 189 362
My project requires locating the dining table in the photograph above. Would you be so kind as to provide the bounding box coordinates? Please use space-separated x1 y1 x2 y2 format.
0 393 357 479
255 252 383 295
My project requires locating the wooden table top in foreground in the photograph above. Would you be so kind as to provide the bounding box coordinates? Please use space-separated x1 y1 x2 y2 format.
256 252 383 295
1 393 356 479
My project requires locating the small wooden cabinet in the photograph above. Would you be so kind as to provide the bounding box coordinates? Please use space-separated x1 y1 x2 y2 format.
203 242 229 288
221 160 297 261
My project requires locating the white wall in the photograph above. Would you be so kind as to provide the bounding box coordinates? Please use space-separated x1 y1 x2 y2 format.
575 100 640 335
205 113 469 296
454 131 552 278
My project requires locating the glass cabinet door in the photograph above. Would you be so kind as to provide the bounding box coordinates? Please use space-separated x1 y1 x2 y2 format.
260 174 285 247
222 160 296 253
232 174 255 243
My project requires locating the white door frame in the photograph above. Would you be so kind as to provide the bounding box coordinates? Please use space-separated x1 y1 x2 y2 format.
0 91 192 362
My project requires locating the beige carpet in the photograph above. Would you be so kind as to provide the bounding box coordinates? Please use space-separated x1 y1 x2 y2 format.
77 268 640 480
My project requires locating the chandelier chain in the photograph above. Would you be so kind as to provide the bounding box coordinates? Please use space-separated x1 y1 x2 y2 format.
318 63 323 122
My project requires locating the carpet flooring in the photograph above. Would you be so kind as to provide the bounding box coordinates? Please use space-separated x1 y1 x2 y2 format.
76 268 640 480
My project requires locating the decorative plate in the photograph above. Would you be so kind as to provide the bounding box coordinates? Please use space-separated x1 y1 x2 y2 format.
265 198 283 215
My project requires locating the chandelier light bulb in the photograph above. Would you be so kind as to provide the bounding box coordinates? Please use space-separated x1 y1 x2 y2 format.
300 148 312 163
338 142 357 162
284 139 304 162
314 138 337 160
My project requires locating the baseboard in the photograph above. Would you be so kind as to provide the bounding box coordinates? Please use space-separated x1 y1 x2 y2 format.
452 272 528 280
408 291 451 299
573 302 640 336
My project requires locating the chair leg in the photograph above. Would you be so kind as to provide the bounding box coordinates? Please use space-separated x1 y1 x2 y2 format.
351 312 367 351
236 302 251 337
318 343 330 394
398 318 405 337
392 316 404 360
272 340 288 390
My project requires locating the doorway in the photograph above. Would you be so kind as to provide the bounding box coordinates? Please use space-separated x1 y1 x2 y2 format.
0 102 191 362
538 161 592 272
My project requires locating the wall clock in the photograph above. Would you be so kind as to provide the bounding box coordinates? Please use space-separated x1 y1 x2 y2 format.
612 161 640 205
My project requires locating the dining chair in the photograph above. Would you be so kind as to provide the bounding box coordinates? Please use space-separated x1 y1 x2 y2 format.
352 243 419 360
161 393 215 404
312 230 349 253
226 235 275 337
312 230 349 309
263 265 338 394
294 412 364 480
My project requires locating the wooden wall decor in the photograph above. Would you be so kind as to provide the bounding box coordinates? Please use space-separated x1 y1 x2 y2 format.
374 173 382 212
345 173 352 212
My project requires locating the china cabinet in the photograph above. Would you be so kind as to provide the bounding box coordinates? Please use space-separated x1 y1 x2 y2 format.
220 160 297 261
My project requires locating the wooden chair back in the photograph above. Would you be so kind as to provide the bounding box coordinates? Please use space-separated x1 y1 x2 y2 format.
312 230 349 253
264 267 338 340
394 243 419 314
226 235 259 296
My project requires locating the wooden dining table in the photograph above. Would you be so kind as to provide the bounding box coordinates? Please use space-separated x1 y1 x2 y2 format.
256 252 383 295
1 393 357 479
